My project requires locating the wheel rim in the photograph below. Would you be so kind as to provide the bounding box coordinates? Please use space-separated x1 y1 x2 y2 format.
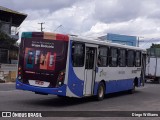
99 86 104 98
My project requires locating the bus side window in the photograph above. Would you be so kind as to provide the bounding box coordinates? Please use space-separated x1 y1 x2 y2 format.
72 42 85 67
135 51 141 67
98 46 108 67
127 50 134 67
109 47 118 67
119 49 126 67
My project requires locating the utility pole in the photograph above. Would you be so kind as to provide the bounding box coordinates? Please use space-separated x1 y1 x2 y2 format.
137 37 139 47
38 22 45 32
137 36 144 47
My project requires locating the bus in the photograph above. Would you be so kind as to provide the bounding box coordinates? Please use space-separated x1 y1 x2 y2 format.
16 32 146 100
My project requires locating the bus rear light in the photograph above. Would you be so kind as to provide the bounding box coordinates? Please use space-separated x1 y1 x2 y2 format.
18 66 23 82
58 76 64 81
60 72 64 76
56 70 65 87
18 76 22 80
58 82 62 85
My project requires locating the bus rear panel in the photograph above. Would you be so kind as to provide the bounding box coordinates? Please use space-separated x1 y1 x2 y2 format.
16 32 69 96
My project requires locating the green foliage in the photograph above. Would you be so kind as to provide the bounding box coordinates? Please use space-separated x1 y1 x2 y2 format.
0 31 16 49
151 43 160 48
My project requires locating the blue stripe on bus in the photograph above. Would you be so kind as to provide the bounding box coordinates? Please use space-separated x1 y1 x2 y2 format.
94 78 141 95
67 41 84 97
16 79 67 96
105 79 133 94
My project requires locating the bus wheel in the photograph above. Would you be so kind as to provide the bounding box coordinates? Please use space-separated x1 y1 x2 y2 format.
97 82 105 101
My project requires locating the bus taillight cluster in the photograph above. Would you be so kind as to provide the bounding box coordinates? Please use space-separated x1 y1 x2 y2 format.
18 66 22 81
56 70 65 87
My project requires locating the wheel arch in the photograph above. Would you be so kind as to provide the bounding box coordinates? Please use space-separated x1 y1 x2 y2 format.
134 77 138 87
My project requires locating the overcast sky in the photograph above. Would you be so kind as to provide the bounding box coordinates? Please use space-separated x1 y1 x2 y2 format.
1 0 160 47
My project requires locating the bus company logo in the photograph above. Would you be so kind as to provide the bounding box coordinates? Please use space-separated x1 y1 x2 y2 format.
2 112 11 117
100 69 107 77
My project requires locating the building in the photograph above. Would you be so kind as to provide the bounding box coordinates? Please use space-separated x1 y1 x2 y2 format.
99 33 137 46
0 6 27 64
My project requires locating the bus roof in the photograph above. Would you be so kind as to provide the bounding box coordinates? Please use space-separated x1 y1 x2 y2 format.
71 35 146 52
21 32 69 41
21 32 146 52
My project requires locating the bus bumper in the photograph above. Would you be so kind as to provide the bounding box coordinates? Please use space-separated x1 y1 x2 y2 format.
16 79 66 96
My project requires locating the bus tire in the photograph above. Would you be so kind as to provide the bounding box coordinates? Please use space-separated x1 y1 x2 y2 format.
97 82 105 101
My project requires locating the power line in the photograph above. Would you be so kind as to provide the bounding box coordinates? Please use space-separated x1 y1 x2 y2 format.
38 22 45 32
139 39 160 43
139 38 160 48
54 25 62 32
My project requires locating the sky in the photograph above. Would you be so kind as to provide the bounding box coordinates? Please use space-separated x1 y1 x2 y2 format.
1 0 160 48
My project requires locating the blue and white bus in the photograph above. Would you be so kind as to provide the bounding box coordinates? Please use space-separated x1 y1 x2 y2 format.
16 32 146 100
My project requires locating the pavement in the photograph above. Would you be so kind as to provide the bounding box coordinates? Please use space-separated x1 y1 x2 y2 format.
0 82 160 120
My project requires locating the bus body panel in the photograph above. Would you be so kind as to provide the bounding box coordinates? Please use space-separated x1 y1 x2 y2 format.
67 55 84 97
95 67 141 82
16 32 69 95
93 79 134 95
93 66 141 95
66 41 84 97
16 79 67 96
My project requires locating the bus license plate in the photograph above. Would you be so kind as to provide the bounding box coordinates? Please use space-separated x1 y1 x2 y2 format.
35 80 44 85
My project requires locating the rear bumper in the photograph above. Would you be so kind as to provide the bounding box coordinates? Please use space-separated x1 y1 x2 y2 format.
16 79 66 96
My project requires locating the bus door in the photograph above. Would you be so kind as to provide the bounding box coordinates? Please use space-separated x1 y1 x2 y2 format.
84 46 97 95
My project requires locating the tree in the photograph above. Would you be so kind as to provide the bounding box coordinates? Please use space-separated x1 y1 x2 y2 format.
0 31 16 49
151 43 160 48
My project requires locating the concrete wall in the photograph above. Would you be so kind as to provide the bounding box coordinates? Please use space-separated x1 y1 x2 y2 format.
0 21 11 34
0 64 17 82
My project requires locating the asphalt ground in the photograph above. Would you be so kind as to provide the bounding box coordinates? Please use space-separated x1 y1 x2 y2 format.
0 82 160 120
